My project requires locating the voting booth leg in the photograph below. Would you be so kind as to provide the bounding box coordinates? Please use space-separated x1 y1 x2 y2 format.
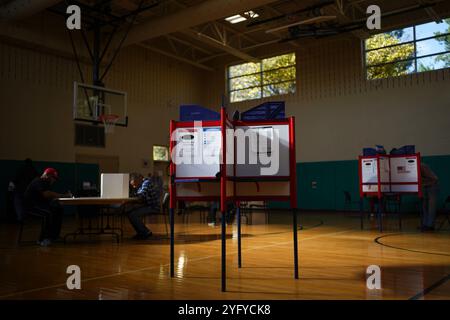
221 211 227 292
419 198 424 229
170 208 175 278
237 206 242 268
377 200 383 232
293 209 299 279
359 198 364 230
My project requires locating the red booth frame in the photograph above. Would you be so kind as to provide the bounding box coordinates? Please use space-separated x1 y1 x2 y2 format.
358 153 423 232
169 107 298 292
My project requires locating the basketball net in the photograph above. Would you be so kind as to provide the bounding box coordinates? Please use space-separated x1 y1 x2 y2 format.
99 114 119 134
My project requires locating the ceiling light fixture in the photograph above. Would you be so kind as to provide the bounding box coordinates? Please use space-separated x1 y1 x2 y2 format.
225 11 259 24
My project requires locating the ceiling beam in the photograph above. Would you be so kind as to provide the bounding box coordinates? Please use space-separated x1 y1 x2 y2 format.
197 39 279 63
170 0 259 48
138 43 215 71
116 0 139 11
415 0 442 22
329 2 369 39
182 29 261 63
124 0 280 45
167 35 213 55
141 0 268 61
0 25 93 65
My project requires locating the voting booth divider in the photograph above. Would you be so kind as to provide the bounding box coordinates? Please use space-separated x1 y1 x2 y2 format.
169 107 298 292
358 153 422 231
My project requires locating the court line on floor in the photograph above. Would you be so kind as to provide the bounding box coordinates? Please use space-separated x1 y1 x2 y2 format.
408 274 450 300
374 233 450 257
0 228 355 299
174 219 324 238
374 233 450 299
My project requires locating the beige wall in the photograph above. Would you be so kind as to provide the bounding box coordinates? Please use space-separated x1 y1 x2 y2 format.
0 41 207 173
1 27 450 168
204 36 450 162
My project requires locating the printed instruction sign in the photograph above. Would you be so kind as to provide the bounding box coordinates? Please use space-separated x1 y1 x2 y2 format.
174 127 221 178
202 128 221 164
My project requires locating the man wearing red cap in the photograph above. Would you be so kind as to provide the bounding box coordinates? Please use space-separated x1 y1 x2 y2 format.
25 168 71 246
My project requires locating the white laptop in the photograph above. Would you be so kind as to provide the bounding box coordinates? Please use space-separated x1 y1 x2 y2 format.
100 173 130 198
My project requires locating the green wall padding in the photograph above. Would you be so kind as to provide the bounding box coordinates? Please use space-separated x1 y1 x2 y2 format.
3 156 448 216
295 155 450 212
270 155 450 212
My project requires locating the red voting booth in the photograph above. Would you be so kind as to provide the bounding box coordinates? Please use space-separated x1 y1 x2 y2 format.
169 106 298 292
358 153 423 231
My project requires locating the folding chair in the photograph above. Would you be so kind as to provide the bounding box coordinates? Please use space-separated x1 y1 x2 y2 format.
160 192 170 236
138 193 169 237
237 202 251 225
16 207 50 245
378 193 402 230
343 191 360 212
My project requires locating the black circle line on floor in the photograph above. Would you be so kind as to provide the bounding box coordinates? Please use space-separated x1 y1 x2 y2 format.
374 233 450 257
374 233 450 300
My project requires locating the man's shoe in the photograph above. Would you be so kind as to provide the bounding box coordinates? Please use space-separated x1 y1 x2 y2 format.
420 226 435 232
38 239 52 247
51 236 64 243
207 222 216 227
132 231 153 240
140 231 152 240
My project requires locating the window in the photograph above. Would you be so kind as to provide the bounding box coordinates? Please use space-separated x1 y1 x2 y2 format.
227 53 296 103
153 145 169 162
364 18 450 80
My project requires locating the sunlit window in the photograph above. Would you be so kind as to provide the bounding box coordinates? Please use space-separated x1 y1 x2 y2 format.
227 53 296 103
153 145 169 162
365 18 450 80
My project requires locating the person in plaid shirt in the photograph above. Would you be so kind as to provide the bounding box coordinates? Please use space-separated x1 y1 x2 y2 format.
128 173 161 240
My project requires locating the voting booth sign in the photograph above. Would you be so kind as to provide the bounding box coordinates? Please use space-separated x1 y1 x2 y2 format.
390 155 421 193
359 156 390 194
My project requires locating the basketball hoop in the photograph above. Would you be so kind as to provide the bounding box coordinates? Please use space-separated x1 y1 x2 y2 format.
99 114 120 134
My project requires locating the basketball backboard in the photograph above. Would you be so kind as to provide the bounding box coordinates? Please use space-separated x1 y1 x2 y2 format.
73 81 128 127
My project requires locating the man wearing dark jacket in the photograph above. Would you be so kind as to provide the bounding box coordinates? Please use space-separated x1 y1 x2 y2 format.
25 168 71 246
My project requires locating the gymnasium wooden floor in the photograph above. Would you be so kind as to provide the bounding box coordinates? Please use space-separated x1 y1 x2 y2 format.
0 211 449 300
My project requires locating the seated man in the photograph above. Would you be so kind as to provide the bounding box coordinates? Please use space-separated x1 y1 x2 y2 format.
24 168 71 246
128 173 161 240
